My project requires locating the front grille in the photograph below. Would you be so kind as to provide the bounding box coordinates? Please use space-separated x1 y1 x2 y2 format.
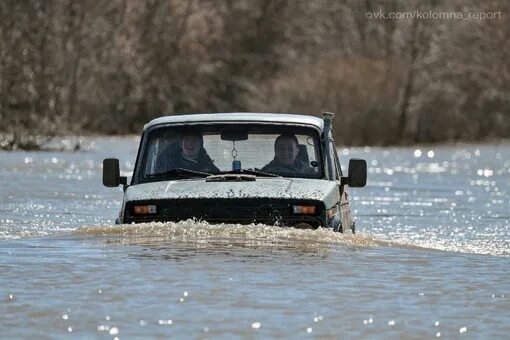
125 198 324 228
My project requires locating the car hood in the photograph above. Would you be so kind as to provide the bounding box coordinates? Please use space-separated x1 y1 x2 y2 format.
125 178 338 202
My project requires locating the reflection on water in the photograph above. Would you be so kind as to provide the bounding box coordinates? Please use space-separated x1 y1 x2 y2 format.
2 234 509 339
0 137 137 240
1 138 509 338
345 144 510 256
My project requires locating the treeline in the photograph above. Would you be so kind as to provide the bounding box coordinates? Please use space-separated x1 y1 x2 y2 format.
0 0 509 149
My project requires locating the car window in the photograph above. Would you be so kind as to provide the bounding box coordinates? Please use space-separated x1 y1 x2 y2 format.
326 139 340 181
333 146 343 177
139 125 323 180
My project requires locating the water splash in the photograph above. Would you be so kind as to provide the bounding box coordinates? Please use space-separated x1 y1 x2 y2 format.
75 220 385 251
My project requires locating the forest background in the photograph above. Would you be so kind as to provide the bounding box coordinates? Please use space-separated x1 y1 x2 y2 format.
0 0 508 149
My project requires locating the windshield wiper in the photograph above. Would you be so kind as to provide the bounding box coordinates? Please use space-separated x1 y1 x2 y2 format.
218 169 281 178
146 168 212 179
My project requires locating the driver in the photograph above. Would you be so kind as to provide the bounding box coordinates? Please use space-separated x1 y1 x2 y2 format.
159 131 219 173
261 134 314 175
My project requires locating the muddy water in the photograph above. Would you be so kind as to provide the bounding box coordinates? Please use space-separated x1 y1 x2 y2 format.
1 138 509 338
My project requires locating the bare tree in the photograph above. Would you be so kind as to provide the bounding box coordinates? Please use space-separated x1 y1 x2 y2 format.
0 0 508 148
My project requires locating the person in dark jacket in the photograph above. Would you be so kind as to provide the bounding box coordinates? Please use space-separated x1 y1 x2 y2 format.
261 134 314 175
157 132 219 174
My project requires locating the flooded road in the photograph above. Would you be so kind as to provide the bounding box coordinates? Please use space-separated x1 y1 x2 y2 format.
1 138 509 338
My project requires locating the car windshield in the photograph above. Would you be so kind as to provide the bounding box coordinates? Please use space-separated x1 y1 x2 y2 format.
138 124 323 181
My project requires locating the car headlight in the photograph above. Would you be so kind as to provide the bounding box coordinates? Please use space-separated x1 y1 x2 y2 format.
132 204 157 215
292 205 317 215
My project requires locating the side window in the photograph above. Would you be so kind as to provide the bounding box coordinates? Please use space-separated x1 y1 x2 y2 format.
328 140 340 180
144 137 161 175
143 131 178 175
333 144 343 177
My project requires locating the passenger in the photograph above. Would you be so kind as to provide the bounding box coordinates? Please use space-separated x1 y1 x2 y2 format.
261 134 314 175
158 131 219 174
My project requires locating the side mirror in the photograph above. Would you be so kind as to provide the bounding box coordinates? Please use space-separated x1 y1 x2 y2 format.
103 158 121 187
343 159 367 187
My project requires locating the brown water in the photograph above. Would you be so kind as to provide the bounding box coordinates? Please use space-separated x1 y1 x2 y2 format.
1 138 509 338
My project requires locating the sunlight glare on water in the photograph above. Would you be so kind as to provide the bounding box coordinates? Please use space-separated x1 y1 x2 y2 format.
1 138 509 338
349 144 510 256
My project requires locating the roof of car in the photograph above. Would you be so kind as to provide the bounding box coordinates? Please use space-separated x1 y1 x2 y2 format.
144 112 324 131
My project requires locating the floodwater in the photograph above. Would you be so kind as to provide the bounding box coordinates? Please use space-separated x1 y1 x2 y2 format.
1 137 509 338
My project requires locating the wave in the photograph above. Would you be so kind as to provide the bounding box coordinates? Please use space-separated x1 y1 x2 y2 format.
75 220 509 257
74 220 392 252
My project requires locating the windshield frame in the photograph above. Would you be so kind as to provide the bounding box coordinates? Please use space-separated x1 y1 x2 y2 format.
132 121 325 184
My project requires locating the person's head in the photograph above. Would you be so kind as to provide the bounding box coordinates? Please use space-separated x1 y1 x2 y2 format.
274 134 299 166
180 131 203 160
